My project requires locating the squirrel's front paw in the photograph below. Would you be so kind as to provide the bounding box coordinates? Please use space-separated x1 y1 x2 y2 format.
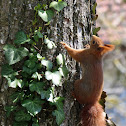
60 42 67 48
84 44 90 49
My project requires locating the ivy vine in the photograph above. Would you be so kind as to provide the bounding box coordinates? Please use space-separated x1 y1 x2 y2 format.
2 1 67 126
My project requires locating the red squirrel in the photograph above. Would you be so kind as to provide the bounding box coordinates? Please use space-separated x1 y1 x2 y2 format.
61 35 115 126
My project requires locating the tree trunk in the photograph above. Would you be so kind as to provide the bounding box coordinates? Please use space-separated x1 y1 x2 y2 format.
0 0 95 125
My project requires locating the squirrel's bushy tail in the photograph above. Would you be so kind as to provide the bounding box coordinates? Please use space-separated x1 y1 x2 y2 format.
81 102 106 126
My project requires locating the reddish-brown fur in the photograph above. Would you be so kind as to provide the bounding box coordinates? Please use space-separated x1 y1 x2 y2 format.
61 35 115 126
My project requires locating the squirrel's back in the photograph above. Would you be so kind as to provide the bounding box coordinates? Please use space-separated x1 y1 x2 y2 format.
74 58 103 104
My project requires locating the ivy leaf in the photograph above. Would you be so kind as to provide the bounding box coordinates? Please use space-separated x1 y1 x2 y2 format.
56 54 65 65
41 89 51 100
53 97 64 110
38 9 54 22
44 38 55 49
32 118 39 126
33 30 43 42
45 71 61 86
41 59 53 70
93 27 101 35
52 109 65 125
2 65 19 86
37 53 43 60
22 98 44 115
4 106 17 117
34 35 39 42
3 45 29 65
13 121 28 126
10 92 25 103
1 64 14 77
32 122 39 126
52 97 65 125
47 41 53 49
59 66 68 78
23 58 38 75
52 71 61 86
8 78 24 88
45 71 52 80
32 72 42 80
23 66 37 75
44 37 51 44
15 110 31 122
14 31 31 45
29 82 45 94
36 31 43 38
50 1 67 12
24 60 36 69
48 89 54 102
34 3 43 11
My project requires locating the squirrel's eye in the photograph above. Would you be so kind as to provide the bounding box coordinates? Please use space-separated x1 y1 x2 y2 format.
92 41 95 44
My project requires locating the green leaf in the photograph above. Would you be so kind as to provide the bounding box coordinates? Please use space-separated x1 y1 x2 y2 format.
44 37 51 44
44 38 55 49
38 9 54 22
14 31 31 45
24 60 36 69
52 97 65 125
34 3 42 11
3 44 29 65
32 72 42 80
56 54 65 65
15 110 31 121
29 82 45 94
4 106 17 117
37 53 43 60
34 35 39 42
47 41 53 49
23 58 38 75
1 64 14 77
37 31 43 38
32 123 39 126
27 53 37 60
45 71 52 80
47 87 54 102
50 1 67 12
53 97 64 110
33 30 43 42
52 109 65 125
45 71 61 86
23 66 37 75
13 121 28 126
41 59 53 70
41 89 51 100
22 98 44 115
8 78 23 88
59 66 68 78
32 118 39 126
92 2 97 14
10 92 25 103
93 27 101 35
2 65 18 84
52 71 61 86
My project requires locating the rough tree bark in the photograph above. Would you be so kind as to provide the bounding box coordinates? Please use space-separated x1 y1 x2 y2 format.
0 0 95 125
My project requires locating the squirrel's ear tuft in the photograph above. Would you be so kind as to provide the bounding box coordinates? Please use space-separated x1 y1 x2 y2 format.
104 44 115 51
98 44 115 55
